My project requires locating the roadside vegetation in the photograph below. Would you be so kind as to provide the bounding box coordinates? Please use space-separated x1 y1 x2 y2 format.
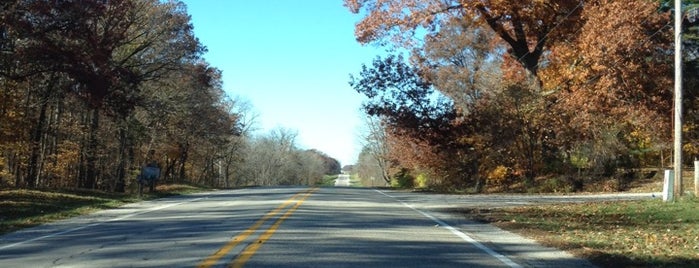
0 1 340 193
317 175 340 187
467 197 699 268
348 0 699 195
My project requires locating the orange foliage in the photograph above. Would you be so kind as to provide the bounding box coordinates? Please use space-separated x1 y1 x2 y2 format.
542 0 672 144
348 0 675 190
345 0 585 77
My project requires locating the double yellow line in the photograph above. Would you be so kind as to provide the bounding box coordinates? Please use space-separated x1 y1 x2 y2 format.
197 188 318 268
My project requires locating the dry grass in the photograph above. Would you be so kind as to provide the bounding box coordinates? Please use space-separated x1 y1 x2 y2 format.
467 197 699 267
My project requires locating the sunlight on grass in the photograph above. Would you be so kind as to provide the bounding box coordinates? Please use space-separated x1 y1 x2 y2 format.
0 189 129 234
0 184 206 235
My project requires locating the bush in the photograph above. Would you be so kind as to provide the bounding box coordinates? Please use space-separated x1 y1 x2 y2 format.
487 166 509 185
486 165 514 191
535 176 574 193
391 169 415 188
415 173 429 188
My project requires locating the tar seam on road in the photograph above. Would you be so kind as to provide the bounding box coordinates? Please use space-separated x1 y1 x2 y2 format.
0 196 208 251
197 187 317 268
375 189 523 268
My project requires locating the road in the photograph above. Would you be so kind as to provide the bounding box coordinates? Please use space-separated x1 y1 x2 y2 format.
0 187 643 268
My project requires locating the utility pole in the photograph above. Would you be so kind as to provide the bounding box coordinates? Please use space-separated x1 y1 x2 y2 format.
673 0 684 198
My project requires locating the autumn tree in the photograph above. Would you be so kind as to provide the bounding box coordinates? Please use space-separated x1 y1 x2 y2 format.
0 0 206 189
348 0 676 191
351 54 485 189
538 1 672 184
134 62 233 186
662 0 699 161
412 16 502 115
345 0 585 190
345 0 585 79
0 0 244 192
1 1 77 187
6 2 139 188
351 16 546 190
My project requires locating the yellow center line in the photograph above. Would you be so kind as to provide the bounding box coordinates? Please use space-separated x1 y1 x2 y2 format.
228 188 318 268
197 188 315 268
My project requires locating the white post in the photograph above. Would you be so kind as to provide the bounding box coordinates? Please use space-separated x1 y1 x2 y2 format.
674 0 684 197
664 169 675 202
694 160 698 196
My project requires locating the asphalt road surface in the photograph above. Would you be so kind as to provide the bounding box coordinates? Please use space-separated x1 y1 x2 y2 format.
0 187 637 268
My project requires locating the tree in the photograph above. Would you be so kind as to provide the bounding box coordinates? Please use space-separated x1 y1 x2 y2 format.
413 16 502 116
351 54 484 189
0 0 243 191
348 0 676 192
136 62 228 183
238 128 298 186
355 146 385 186
230 128 340 187
0 0 204 189
357 115 391 184
345 0 585 78
304 149 341 175
350 54 454 127
661 0 699 162
539 1 672 179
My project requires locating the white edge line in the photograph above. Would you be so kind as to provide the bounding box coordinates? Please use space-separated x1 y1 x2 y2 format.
0 196 207 250
376 189 523 268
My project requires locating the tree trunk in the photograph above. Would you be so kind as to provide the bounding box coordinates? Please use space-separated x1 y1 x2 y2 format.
82 106 100 189
163 158 176 183
45 97 60 187
473 159 484 193
26 79 56 188
10 153 22 187
26 94 48 188
177 142 189 182
114 126 128 192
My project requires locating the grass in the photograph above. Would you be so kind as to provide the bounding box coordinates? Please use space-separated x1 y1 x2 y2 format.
466 197 699 268
0 184 205 235
349 174 362 187
317 174 339 187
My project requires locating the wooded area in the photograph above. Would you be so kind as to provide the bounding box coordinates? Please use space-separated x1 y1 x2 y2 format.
348 0 699 192
0 0 339 191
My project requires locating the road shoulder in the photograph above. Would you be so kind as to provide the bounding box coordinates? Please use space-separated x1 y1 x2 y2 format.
378 190 598 268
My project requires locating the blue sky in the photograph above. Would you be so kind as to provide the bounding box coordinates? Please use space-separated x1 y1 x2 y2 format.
181 1 385 166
